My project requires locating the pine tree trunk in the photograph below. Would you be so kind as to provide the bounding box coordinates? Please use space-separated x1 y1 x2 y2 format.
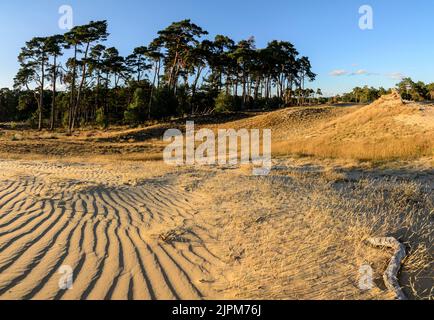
68 46 77 133
191 66 203 115
39 58 45 131
156 59 161 89
254 76 260 100
148 61 158 120
72 42 90 131
50 56 57 131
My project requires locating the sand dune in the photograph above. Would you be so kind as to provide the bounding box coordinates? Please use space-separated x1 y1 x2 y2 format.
0 158 432 300
0 95 432 300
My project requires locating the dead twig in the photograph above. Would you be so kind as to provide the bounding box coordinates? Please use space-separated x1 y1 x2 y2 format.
366 237 407 300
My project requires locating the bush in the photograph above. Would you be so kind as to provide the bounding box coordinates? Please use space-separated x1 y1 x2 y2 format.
214 92 243 113
191 89 219 114
175 85 190 116
264 97 284 110
62 111 69 129
150 86 179 119
124 88 147 125
96 108 108 129
26 111 39 128
214 92 233 113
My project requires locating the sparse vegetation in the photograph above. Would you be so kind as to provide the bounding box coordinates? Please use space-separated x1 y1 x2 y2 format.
196 162 433 300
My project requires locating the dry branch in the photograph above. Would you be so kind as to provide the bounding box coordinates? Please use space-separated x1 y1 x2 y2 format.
366 237 407 300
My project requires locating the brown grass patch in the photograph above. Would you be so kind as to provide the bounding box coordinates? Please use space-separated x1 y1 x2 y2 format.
273 135 434 161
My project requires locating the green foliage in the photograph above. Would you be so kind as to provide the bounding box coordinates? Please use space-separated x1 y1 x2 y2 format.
0 88 20 121
330 80 434 104
397 78 430 101
95 108 108 129
214 92 234 113
124 88 147 124
175 85 190 115
27 111 40 128
338 86 390 104
264 97 284 110
150 86 179 119
427 83 434 100
62 110 69 128
8 19 322 127
214 92 247 112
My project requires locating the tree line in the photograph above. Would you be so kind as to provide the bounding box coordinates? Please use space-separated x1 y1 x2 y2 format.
330 79 434 104
2 19 318 131
396 78 434 101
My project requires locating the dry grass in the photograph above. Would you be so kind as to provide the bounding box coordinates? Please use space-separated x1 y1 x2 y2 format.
191 163 433 300
215 93 434 163
158 227 193 244
270 96 434 162
273 135 434 162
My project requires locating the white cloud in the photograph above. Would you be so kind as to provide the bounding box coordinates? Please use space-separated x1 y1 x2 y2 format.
386 72 405 80
330 69 348 76
330 67 384 78
351 69 368 75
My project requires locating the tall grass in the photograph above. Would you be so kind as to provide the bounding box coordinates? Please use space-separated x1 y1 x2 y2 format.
273 134 434 162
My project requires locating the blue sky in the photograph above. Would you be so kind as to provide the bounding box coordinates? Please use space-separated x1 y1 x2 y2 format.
0 0 433 95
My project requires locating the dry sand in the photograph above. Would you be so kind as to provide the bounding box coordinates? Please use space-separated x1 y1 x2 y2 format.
0 158 432 300
0 160 221 300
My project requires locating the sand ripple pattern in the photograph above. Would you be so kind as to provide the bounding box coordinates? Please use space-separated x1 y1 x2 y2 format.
0 160 219 300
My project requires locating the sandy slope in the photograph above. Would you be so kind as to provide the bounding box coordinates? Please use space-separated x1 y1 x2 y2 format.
212 94 434 161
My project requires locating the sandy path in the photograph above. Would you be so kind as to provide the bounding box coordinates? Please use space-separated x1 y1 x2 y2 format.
0 160 219 300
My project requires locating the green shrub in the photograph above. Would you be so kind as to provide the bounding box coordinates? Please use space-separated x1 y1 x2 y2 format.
61 111 69 129
96 108 108 129
150 86 179 119
214 92 242 113
175 85 190 116
214 92 232 113
26 112 39 128
264 97 284 110
124 88 147 125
